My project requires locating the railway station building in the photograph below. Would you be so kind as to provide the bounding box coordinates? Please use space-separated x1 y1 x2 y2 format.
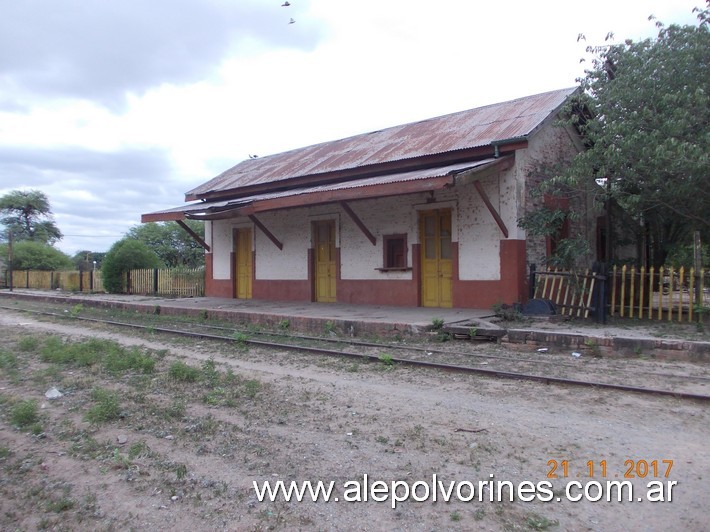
143 87 596 308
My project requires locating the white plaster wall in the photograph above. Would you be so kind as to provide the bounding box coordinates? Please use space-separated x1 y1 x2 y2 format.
256 207 334 280
456 173 506 281
340 196 415 281
210 180 516 284
211 219 233 280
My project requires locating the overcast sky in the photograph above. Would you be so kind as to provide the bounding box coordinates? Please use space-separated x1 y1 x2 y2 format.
0 0 701 256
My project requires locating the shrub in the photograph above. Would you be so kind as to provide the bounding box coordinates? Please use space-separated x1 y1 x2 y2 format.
101 238 162 293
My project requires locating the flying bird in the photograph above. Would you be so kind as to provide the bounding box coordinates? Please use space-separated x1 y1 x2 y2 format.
282 1 290 6
289 18 295 24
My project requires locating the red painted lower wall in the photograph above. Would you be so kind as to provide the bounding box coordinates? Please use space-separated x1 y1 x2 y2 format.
452 240 527 308
337 279 419 306
204 240 528 308
204 253 234 298
253 280 311 301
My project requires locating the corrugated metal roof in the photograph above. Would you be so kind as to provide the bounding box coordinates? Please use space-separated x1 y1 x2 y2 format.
143 159 502 222
187 87 577 199
242 159 489 203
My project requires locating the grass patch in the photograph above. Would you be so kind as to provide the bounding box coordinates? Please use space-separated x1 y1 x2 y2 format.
244 379 261 398
379 353 394 368
18 336 40 352
39 337 155 373
103 346 155 374
0 349 19 378
232 332 249 345
10 399 40 428
84 388 121 424
40 336 100 366
46 497 75 513
168 361 201 382
165 399 187 419
525 513 559 530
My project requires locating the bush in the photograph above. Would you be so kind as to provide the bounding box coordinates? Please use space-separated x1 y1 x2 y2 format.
101 238 162 293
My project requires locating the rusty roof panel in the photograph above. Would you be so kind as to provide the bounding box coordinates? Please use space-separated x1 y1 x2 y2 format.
187 87 576 198
144 158 507 222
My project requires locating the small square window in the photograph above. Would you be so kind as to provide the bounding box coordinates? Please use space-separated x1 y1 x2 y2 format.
383 234 407 269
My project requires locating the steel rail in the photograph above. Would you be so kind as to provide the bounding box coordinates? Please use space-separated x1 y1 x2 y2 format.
5 302 706 383
3 305 709 402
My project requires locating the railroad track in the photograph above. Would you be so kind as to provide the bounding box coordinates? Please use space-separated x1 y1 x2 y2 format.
2 303 709 402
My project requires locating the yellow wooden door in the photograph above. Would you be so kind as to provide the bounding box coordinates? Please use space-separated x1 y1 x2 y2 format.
314 220 336 303
420 209 453 307
234 228 253 299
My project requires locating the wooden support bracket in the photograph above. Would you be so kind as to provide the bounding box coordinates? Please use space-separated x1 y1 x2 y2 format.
176 220 211 251
473 180 509 238
248 214 283 250
340 201 376 246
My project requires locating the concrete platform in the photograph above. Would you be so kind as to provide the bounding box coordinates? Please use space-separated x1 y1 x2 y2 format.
1 289 708 360
0 289 493 338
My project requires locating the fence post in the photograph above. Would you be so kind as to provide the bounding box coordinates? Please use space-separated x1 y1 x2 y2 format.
694 231 702 322
126 270 131 294
592 262 607 324
153 268 159 295
528 263 536 300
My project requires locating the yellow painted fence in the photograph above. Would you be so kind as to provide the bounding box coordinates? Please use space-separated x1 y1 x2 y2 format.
609 265 708 323
7 270 104 293
3 268 203 298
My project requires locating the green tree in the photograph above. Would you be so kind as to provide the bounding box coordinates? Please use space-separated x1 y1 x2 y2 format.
101 238 163 293
0 190 63 245
126 221 205 268
0 241 73 270
527 6 709 268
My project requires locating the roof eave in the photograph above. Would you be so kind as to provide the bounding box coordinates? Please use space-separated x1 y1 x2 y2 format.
185 141 525 203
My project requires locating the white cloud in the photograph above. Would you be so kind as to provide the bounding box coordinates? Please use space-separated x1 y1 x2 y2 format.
0 0 701 255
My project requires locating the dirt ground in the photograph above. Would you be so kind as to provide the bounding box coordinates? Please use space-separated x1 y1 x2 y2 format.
0 308 707 531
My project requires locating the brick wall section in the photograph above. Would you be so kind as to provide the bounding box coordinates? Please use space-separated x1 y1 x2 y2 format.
503 329 709 362
517 122 596 269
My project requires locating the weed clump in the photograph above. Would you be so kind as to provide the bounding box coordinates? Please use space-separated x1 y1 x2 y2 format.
40 337 155 373
10 399 39 428
168 361 201 382
85 388 121 424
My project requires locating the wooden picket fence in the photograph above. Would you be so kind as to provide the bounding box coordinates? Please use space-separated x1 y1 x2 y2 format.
126 268 204 297
3 267 203 298
532 264 709 323
532 268 601 319
7 269 104 293
609 265 708 323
